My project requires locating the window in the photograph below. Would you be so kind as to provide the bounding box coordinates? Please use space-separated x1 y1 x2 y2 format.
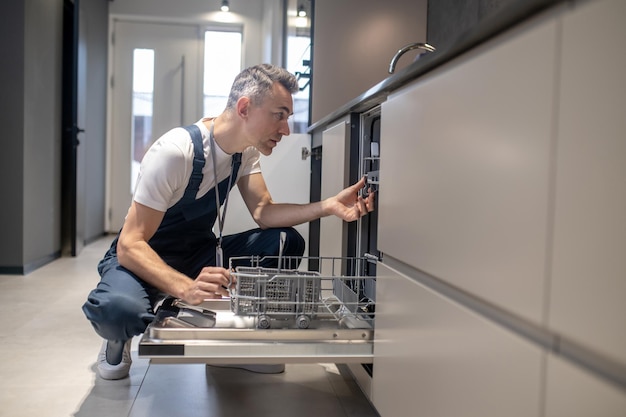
131 48 154 193
203 30 242 116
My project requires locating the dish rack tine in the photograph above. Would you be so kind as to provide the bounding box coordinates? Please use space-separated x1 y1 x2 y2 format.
277 231 286 272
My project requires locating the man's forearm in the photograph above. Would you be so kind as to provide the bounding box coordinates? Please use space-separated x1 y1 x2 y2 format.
117 239 191 299
253 200 332 229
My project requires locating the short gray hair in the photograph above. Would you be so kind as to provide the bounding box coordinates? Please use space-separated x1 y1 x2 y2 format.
225 64 299 110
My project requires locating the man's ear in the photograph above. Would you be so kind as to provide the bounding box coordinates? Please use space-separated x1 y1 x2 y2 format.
236 97 250 119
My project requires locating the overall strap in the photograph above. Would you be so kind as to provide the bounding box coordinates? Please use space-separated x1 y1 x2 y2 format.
180 124 205 203
231 152 242 180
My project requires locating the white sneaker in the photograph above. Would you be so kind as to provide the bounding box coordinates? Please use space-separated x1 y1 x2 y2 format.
208 364 285 374
97 339 132 380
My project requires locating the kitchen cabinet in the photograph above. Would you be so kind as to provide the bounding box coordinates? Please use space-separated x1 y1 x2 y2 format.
548 0 626 366
378 15 559 325
545 354 626 417
369 0 626 414
372 261 544 417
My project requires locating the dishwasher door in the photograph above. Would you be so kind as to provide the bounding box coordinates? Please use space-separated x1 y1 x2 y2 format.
138 256 375 365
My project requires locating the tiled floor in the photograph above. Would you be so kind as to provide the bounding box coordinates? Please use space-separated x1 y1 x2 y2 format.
0 236 379 417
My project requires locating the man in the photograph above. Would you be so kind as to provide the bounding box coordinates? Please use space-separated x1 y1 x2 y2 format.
82 64 375 380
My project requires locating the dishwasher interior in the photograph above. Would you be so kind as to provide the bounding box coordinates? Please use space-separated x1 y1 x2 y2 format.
355 106 381 291
349 105 381 378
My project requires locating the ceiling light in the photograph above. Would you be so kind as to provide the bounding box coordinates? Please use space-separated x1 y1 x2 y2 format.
221 0 230 12
298 4 307 17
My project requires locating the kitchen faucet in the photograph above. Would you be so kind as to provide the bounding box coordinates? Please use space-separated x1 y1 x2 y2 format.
388 42 436 73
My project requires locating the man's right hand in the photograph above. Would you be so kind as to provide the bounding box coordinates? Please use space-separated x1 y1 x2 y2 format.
182 266 232 305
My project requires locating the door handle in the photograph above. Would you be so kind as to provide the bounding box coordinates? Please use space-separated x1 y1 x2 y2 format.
301 147 321 160
65 126 85 134
73 125 85 146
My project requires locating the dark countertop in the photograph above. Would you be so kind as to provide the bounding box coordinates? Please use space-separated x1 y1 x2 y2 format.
308 0 567 133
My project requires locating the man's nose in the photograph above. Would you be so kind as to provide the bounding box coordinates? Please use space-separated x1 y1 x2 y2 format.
279 119 291 136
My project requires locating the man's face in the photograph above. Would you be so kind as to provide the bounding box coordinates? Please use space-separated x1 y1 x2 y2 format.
246 82 294 156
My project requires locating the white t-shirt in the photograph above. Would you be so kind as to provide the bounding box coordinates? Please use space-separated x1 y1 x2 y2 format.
133 120 261 212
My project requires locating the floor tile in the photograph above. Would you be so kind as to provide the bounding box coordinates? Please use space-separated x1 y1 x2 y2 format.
130 363 357 417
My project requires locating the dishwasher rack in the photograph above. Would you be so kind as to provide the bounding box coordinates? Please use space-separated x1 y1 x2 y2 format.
138 256 377 364
228 255 375 330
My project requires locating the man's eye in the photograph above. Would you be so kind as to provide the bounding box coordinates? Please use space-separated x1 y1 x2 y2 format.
273 112 285 121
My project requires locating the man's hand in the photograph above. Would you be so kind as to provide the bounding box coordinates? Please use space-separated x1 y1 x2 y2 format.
237 173 375 229
181 266 233 305
330 177 375 222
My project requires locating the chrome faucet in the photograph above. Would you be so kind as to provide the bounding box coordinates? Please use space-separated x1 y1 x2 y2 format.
388 42 436 74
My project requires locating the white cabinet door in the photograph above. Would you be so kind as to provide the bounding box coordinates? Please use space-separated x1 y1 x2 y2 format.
223 133 311 257
548 0 626 366
378 17 558 324
319 120 350 275
545 354 626 417
372 261 543 417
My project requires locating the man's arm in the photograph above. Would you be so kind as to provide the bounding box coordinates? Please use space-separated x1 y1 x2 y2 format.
237 173 374 229
116 201 230 305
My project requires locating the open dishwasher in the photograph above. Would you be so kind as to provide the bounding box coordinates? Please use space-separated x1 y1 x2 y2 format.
138 254 376 365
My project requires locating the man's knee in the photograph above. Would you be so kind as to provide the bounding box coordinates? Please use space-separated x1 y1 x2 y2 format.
82 289 153 341
224 226 306 268
280 227 305 257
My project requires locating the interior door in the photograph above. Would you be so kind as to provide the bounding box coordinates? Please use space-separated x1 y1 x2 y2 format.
108 20 201 231
61 0 86 256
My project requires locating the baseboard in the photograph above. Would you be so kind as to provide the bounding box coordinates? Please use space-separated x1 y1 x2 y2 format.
0 250 62 276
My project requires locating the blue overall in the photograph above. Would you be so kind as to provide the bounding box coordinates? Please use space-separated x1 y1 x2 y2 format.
82 125 305 342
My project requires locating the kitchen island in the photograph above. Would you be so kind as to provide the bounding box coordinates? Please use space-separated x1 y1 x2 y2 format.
309 0 626 416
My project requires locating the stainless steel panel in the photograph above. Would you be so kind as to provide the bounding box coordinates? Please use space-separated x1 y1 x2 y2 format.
139 306 373 364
